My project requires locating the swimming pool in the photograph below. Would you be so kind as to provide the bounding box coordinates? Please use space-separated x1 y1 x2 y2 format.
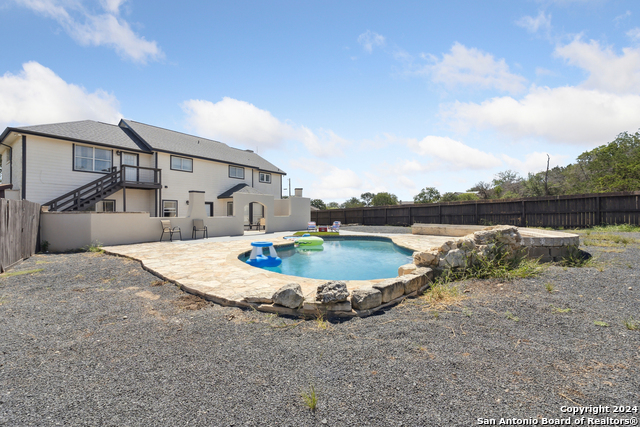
240 237 414 281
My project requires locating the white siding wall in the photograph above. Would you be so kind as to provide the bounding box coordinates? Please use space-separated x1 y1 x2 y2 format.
9 134 283 214
23 135 153 206
157 153 284 217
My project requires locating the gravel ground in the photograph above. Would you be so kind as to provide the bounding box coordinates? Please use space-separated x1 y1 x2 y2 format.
1 231 639 426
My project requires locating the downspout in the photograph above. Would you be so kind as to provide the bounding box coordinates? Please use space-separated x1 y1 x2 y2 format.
0 141 12 184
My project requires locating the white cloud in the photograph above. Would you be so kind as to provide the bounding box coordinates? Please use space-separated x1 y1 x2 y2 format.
446 85 640 146
614 10 631 25
535 67 556 77
501 152 569 175
555 37 640 94
100 0 126 14
181 97 348 157
14 0 162 63
182 97 294 149
424 43 527 94
0 61 121 127
407 135 502 169
358 30 385 53
516 11 552 34
290 158 362 199
627 27 640 42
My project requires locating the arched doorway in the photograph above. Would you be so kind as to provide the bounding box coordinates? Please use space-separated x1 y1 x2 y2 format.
243 201 267 234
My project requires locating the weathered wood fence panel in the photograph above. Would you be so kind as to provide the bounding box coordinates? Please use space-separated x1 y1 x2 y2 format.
0 199 41 273
311 191 640 228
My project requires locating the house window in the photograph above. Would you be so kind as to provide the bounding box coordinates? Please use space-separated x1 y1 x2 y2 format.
205 202 214 217
229 165 244 179
259 172 271 183
171 156 193 172
227 202 233 216
89 200 115 212
74 145 112 173
98 200 115 212
163 200 178 217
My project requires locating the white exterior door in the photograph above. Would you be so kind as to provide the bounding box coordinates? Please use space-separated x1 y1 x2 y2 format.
122 153 138 181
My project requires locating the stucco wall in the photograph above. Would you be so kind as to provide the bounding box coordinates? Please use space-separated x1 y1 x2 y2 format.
40 191 311 251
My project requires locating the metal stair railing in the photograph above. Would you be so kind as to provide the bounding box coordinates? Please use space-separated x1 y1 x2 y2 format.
44 168 123 212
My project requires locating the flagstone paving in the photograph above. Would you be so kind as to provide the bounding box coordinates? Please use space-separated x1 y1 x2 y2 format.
103 231 452 311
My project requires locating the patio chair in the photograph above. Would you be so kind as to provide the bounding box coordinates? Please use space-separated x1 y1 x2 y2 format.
160 219 182 242
330 221 341 232
307 221 317 232
192 219 208 239
259 218 266 231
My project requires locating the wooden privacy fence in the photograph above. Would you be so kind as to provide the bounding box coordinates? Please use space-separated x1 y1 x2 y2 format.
311 191 640 228
0 199 41 273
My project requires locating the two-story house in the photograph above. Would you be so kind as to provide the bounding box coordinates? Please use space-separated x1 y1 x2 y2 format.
0 119 286 226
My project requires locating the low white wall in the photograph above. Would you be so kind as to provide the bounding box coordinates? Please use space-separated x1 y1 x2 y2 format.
40 191 311 251
41 211 244 251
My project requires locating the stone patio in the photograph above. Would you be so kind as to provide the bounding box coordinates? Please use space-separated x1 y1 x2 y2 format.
103 227 578 317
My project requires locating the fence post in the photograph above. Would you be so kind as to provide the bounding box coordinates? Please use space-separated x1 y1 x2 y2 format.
521 200 526 227
596 195 600 226
438 204 442 224
475 202 478 225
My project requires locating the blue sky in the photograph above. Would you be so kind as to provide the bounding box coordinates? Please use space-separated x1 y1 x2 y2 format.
2 0 640 202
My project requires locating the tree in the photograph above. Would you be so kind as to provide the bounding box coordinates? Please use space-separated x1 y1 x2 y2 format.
578 131 640 192
342 197 365 208
468 181 492 199
439 192 479 202
492 170 524 198
326 202 340 209
439 192 460 202
310 199 326 210
360 192 375 207
371 192 399 206
457 192 480 201
413 187 440 204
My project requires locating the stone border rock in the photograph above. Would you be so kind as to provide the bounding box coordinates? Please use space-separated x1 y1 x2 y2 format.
412 223 579 263
259 267 435 318
106 225 580 319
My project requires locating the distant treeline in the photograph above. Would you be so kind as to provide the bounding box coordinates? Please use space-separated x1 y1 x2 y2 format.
311 130 640 210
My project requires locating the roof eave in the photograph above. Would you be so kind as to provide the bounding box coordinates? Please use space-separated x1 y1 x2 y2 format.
0 127 153 153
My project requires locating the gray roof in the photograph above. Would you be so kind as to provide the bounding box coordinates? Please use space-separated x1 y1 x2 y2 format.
218 183 267 199
120 119 286 174
6 120 150 152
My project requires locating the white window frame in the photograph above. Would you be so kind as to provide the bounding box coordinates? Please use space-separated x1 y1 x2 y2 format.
259 172 271 184
170 156 193 172
74 144 112 173
227 201 233 216
229 166 244 179
162 200 178 217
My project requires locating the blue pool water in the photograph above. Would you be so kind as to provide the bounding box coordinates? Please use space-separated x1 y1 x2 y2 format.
241 237 414 281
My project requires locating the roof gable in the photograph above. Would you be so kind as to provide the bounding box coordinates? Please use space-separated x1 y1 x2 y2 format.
119 119 286 174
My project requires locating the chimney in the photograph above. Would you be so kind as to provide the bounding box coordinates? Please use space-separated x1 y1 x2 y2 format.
294 188 303 197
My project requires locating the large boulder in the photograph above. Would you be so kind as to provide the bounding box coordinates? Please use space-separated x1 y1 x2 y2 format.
272 283 304 309
398 263 417 276
400 274 424 294
351 287 383 310
441 248 467 269
316 281 349 304
474 225 521 249
413 250 438 267
372 278 405 303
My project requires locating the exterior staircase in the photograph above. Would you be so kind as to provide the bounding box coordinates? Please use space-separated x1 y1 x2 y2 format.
44 166 161 212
